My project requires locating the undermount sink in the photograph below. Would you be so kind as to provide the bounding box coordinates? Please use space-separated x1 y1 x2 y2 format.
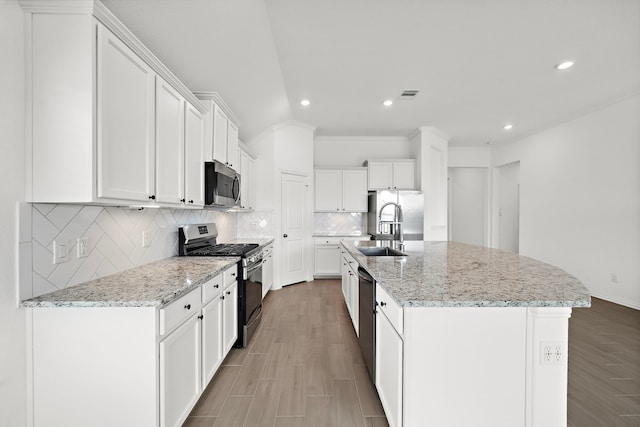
357 247 408 257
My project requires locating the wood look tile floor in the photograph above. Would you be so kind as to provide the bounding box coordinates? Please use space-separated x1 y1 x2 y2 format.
183 280 388 427
568 298 640 427
184 282 640 427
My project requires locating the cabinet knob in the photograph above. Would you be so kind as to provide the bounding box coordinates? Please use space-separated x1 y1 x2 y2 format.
231 272 236 277
149 195 156 200
198 314 204 320
189 200 194 204
221 295 225 300
283 234 288 238
226 290 231 295
214 284 219 288
180 198 185 203
184 304 191 310
380 301 387 307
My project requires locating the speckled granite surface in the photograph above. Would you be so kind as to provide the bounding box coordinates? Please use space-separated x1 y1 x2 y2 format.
21 257 239 308
342 240 591 308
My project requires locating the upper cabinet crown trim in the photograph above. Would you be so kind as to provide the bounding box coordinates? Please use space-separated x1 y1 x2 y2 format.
193 92 240 126
19 0 208 115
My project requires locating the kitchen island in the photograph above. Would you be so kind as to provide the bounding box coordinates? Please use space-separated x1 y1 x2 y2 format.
341 240 590 427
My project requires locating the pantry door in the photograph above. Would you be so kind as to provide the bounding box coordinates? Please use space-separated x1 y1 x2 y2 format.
280 172 307 286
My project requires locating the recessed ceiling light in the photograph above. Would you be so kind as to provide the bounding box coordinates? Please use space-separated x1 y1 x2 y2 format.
383 99 393 107
503 124 513 130
555 61 575 70
300 99 310 106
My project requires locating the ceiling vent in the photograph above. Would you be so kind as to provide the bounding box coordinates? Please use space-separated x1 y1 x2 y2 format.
399 90 420 99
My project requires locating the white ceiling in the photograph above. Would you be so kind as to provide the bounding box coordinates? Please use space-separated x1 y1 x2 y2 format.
102 0 640 146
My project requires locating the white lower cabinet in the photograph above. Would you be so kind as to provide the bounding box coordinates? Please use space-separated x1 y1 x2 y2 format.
376 308 403 427
340 249 359 335
315 237 370 278
262 244 274 298
160 314 201 427
222 281 238 353
28 264 238 427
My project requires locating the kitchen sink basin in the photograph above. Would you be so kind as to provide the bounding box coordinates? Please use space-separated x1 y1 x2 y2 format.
357 247 407 257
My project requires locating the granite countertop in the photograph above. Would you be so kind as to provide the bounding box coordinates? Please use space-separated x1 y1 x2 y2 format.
342 240 591 308
21 256 239 308
313 233 371 238
226 238 274 247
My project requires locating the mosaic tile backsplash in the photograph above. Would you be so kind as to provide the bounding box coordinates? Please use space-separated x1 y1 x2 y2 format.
19 203 237 300
313 212 366 235
236 210 274 238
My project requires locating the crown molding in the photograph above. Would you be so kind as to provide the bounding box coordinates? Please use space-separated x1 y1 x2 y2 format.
193 91 240 125
407 126 451 143
271 120 317 133
314 135 408 143
20 0 208 115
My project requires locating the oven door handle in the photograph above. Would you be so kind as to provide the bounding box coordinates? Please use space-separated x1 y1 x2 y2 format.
246 303 263 328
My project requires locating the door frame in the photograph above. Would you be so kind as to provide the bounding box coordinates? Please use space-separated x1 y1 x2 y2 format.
276 169 312 289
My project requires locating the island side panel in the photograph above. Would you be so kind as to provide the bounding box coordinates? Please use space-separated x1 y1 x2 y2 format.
525 307 572 427
403 307 527 427
30 307 158 427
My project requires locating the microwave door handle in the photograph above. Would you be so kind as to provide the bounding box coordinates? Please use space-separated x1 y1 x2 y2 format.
233 175 241 204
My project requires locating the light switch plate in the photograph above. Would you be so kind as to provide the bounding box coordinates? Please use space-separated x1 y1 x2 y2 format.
53 240 70 264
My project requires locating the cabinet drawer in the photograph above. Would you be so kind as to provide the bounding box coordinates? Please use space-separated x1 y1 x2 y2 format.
160 287 202 336
376 284 403 334
202 274 223 304
314 237 341 245
223 265 238 286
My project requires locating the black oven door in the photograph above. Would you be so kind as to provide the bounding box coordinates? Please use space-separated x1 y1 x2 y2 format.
242 258 263 347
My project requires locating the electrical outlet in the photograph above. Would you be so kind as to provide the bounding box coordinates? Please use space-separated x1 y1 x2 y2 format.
540 341 565 365
142 230 151 248
77 237 89 258
53 240 70 264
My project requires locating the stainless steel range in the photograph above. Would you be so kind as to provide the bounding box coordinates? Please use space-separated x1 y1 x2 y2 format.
178 223 262 348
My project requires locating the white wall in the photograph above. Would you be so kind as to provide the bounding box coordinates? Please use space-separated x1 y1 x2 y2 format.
492 95 640 309
0 1 27 425
314 136 411 166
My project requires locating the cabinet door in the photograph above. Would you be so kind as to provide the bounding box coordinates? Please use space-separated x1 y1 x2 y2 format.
262 248 273 298
97 25 155 202
341 254 349 301
184 103 205 206
315 169 341 211
314 245 341 275
393 162 416 190
212 104 228 165
246 156 255 210
202 297 223 385
222 282 238 353
160 314 201 427
239 150 251 209
226 121 239 170
155 77 185 204
376 311 403 427
368 162 393 190
349 264 359 334
342 169 368 212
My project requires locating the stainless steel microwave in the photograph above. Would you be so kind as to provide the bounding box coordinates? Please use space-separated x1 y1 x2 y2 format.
204 161 241 207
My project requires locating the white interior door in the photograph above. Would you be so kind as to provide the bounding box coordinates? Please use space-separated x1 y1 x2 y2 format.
448 167 487 246
280 172 307 286
498 162 520 253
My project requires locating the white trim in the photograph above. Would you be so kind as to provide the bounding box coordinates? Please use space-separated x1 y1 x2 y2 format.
315 135 408 143
20 0 208 115
193 91 240 125
590 293 639 310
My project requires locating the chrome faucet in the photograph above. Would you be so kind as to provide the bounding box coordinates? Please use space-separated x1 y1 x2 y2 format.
378 202 404 248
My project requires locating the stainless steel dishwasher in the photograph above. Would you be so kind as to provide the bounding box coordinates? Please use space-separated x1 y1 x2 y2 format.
358 266 376 382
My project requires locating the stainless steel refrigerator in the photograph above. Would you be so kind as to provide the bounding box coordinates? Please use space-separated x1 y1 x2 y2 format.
367 190 424 240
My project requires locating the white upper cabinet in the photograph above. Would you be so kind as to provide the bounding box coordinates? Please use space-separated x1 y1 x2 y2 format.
155 77 185 205
226 121 239 170
367 160 416 190
184 103 205 207
342 169 368 211
23 3 208 206
96 24 156 202
238 149 255 210
198 95 240 171
315 169 367 212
